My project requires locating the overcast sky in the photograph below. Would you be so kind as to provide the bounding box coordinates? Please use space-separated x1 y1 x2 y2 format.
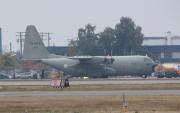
0 0 179 52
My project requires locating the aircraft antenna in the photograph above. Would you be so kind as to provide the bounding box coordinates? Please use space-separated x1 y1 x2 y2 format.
16 32 25 58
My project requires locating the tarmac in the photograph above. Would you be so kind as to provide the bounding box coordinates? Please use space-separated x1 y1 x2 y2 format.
0 90 180 96
0 78 180 85
1 79 180 97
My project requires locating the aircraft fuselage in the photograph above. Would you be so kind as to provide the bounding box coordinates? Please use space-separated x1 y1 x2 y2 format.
42 56 155 77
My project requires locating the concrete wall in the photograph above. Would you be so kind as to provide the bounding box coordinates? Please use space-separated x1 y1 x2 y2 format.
143 38 167 46
172 52 180 58
171 37 180 45
143 36 180 46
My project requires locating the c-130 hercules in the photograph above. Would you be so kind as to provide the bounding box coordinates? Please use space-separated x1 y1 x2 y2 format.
23 25 156 78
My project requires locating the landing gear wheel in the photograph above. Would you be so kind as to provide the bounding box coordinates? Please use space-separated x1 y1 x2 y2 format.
64 78 70 87
142 75 147 78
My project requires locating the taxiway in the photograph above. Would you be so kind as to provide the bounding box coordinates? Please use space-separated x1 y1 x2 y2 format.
0 90 180 96
0 79 180 85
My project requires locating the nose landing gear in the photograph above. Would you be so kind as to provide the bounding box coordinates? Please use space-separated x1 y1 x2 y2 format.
141 75 147 78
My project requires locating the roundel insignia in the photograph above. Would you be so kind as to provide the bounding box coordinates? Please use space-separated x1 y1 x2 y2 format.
64 64 68 68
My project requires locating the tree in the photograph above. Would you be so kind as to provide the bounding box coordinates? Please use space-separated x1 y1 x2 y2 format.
68 17 144 56
76 24 101 55
0 53 17 79
134 26 144 54
67 39 77 56
114 17 144 55
99 27 115 55
0 53 17 70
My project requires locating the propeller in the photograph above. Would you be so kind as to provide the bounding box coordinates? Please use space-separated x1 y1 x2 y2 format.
103 49 115 65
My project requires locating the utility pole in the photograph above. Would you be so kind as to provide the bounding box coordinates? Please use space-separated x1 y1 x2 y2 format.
16 31 52 57
40 32 47 40
9 42 12 52
47 32 52 47
39 32 52 47
16 32 25 58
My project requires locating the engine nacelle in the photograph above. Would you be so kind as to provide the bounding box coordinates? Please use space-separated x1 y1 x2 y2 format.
102 67 117 76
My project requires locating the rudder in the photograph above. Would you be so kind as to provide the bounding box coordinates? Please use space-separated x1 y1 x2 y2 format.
23 25 50 60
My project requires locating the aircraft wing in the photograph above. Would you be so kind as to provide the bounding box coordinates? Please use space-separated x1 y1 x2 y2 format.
69 56 92 59
68 56 112 65
68 56 93 64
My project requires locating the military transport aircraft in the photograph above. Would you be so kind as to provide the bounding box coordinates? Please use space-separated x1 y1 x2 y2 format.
23 25 156 78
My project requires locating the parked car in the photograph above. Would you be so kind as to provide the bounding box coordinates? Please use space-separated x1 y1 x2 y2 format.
0 72 9 79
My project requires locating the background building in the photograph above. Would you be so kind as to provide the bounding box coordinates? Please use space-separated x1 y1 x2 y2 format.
0 28 2 55
143 32 180 63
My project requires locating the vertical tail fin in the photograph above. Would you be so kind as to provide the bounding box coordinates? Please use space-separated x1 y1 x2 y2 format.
23 25 50 60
